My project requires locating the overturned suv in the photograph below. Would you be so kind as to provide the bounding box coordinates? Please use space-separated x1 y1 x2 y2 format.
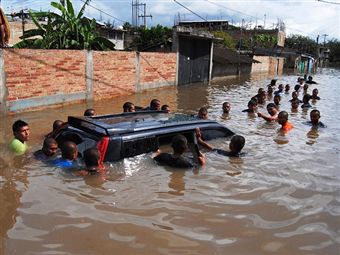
54 111 234 163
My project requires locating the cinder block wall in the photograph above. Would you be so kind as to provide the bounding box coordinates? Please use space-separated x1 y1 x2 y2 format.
1 49 177 112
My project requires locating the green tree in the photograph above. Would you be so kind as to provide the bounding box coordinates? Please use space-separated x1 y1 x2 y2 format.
128 25 172 51
253 34 278 48
285 34 317 55
213 31 236 49
327 39 340 62
14 0 115 50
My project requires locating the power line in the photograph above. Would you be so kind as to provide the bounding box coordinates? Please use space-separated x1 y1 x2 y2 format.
317 0 340 5
79 0 128 23
173 0 207 22
204 0 259 20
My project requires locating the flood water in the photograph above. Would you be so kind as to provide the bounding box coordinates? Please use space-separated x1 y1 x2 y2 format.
0 68 339 255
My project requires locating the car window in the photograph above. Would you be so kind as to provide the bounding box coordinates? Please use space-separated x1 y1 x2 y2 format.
122 137 159 158
200 128 233 141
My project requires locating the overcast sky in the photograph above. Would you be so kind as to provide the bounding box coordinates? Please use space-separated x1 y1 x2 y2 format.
2 0 340 41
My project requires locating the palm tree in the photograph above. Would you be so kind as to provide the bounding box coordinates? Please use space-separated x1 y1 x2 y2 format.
14 0 115 50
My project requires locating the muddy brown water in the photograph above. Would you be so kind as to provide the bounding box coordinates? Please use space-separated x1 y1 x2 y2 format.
0 69 339 255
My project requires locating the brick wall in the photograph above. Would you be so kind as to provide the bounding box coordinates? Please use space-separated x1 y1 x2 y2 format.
1 49 177 112
139 52 177 90
93 51 136 100
4 49 86 101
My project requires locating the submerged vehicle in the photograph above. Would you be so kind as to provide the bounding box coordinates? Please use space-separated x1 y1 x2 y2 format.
54 111 235 162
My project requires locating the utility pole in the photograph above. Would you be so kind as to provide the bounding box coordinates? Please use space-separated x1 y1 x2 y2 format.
132 0 152 28
21 9 25 36
322 34 328 45
263 14 266 28
139 3 152 28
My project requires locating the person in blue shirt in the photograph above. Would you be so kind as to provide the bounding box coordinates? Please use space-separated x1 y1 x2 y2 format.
51 141 78 168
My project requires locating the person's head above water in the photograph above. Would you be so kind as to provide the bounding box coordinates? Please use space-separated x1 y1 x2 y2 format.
267 86 273 94
123 102 135 112
53 120 64 131
302 94 311 104
247 99 257 112
171 135 188 155
161 104 170 113
310 109 321 125
291 91 298 99
229 135 245 154
61 141 78 160
12 120 30 143
278 111 289 125
198 107 208 119
274 94 281 105
83 147 101 168
285 84 290 92
150 99 161 111
222 102 231 114
84 108 95 117
266 103 278 116
42 137 58 157
291 98 300 109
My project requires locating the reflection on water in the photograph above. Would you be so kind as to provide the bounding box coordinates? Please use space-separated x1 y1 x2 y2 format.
1 69 340 254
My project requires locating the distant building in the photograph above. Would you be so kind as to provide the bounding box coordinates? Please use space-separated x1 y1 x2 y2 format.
317 46 330 67
96 25 126 50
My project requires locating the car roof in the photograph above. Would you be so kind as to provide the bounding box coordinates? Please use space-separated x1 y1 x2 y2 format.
68 111 233 137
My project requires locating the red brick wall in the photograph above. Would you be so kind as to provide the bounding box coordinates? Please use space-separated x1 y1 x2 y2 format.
92 51 136 100
4 49 86 101
2 49 177 112
139 52 177 90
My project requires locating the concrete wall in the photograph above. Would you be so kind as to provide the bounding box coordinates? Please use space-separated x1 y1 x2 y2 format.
0 49 177 113
251 56 285 75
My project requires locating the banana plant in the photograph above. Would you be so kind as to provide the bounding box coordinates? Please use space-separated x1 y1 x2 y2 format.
14 0 115 50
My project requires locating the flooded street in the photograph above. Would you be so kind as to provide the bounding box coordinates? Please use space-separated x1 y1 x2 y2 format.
0 68 339 254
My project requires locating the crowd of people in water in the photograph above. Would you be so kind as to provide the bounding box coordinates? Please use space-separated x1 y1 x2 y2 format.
8 74 324 174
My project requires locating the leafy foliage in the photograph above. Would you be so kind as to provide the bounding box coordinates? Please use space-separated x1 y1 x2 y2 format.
14 0 115 50
128 25 172 51
285 34 317 55
213 31 236 49
252 34 278 48
327 39 340 62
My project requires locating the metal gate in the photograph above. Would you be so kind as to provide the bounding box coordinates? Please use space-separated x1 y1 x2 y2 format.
178 36 211 85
